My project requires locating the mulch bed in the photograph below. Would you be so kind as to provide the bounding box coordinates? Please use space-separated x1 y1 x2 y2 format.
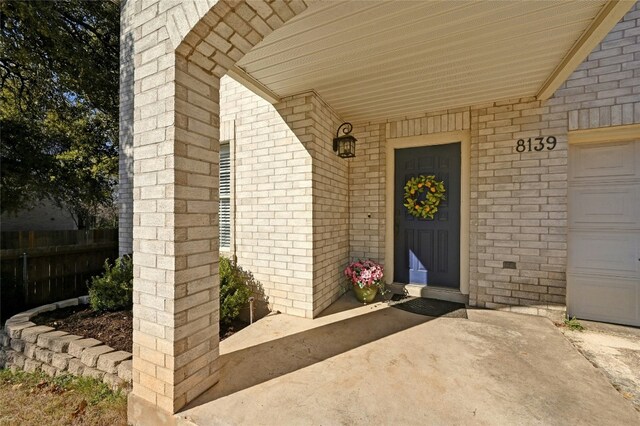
32 306 133 352
32 306 248 353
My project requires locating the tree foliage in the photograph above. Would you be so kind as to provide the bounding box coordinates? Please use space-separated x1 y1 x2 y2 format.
0 0 119 227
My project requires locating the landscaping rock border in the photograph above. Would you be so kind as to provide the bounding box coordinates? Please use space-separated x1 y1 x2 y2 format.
0 296 132 392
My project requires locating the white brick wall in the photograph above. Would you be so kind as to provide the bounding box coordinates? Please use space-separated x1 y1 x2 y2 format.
349 122 385 263
469 97 569 317
561 3 640 130
305 94 348 316
220 77 314 318
470 2 640 315
220 77 348 318
348 2 640 318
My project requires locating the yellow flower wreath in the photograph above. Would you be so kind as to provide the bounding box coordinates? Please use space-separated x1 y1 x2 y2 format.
403 175 446 220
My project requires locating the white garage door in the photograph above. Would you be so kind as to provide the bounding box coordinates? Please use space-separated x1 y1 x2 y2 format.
567 139 640 327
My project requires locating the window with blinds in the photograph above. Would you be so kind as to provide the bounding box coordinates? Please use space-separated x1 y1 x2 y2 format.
219 142 231 249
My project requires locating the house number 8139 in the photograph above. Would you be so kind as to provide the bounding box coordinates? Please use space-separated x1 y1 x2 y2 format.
516 136 556 152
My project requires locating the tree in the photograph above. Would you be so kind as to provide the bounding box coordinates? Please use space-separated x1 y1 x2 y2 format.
0 0 119 228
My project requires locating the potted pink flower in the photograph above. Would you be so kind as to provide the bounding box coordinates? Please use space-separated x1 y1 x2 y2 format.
344 259 386 304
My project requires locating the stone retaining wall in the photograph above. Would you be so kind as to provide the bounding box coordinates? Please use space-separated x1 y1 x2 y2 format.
0 297 132 392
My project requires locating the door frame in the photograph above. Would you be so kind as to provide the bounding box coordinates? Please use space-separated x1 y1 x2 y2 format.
385 130 471 295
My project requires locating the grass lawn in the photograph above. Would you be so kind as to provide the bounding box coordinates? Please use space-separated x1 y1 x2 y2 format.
0 369 127 426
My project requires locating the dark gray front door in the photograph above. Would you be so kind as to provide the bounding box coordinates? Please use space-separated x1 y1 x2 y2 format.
394 143 461 288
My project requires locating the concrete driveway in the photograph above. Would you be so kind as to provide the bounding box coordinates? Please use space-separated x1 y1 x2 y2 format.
177 295 639 425
562 320 640 412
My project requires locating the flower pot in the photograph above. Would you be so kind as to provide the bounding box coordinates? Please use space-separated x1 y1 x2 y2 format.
353 285 378 304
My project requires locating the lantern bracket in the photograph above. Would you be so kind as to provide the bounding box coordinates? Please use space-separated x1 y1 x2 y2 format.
332 122 356 158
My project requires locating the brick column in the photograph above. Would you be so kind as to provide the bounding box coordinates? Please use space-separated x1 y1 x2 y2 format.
130 53 221 421
124 1 311 423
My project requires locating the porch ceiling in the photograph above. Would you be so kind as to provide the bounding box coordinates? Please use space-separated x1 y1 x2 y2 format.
235 0 629 123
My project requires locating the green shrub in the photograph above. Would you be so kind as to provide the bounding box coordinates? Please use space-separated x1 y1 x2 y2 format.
88 255 133 312
220 256 252 325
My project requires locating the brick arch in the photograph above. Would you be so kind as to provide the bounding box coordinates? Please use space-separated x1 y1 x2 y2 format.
176 0 309 78
126 0 310 421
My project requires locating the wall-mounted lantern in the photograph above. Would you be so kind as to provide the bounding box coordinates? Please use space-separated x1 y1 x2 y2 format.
333 122 356 158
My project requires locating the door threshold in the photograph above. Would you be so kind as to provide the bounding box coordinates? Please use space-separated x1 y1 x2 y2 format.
387 282 469 304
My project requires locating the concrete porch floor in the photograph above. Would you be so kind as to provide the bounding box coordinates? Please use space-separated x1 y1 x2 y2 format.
177 294 640 425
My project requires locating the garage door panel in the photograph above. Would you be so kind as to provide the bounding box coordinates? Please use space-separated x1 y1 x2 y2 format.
569 141 637 180
567 274 639 326
568 139 640 327
569 184 639 228
568 231 640 277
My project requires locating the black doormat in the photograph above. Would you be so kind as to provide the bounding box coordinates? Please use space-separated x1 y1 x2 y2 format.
389 294 467 319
